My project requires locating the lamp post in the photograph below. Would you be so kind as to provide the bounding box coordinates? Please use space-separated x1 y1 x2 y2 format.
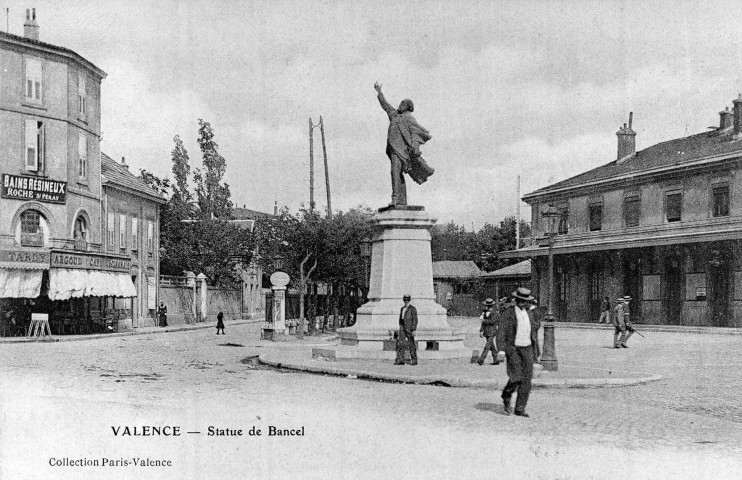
360 237 372 302
541 205 560 371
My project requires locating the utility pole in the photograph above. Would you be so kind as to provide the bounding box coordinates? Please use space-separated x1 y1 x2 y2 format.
516 175 521 249
308 117 315 211
320 116 332 217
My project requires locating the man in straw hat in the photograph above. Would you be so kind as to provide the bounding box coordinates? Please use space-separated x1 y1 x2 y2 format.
496 287 541 418
612 295 635 348
476 298 501 365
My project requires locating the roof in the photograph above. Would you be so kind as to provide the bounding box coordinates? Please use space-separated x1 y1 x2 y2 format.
432 260 482 279
525 126 742 200
481 260 531 278
232 207 274 220
0 30 106 79
101 153 166 203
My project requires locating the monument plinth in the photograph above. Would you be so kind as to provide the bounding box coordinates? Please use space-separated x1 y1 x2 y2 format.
314 207 473 360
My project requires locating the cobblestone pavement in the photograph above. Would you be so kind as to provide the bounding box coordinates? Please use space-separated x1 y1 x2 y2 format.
0 322 740 479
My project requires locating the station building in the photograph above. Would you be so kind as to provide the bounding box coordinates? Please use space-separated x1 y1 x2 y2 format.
503 96 742 327
0 11 164 335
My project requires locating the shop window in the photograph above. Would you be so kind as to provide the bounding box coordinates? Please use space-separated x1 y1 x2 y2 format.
20 210 43 247
713 185 730 217
25 57 42 104
624 193 641 227
107 212 115 250
666 192 682 222
25 119 44 172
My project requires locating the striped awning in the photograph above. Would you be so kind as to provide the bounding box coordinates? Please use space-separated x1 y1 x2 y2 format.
0 269 43 298
49 269 137 301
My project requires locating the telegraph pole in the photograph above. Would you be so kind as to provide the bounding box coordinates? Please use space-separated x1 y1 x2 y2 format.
309 117 315 211
320 116 332 217
516 175 521 249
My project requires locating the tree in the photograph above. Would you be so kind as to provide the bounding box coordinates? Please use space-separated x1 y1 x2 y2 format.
193 119 232 220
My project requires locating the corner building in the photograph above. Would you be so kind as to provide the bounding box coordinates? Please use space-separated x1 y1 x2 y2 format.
0 11 150 335
503 97 742 327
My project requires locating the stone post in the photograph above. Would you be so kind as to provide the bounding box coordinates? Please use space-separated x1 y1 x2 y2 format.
196 273 208 322
185 271 197 322
265 271 290 340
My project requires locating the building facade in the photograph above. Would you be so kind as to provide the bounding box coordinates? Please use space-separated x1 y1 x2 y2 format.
504 97 742 327
0 11 159 335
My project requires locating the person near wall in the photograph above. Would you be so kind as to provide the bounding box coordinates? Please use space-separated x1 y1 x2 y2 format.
216 310 225 335
496 287 541 418
477 298 501 365
598 296 611 324
394 294 418 366
612 296 635 348
157 302 168 327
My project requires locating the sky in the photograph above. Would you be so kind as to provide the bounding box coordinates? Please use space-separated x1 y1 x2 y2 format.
6 0 742 228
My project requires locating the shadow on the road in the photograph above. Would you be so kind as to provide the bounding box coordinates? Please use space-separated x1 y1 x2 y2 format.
219 343 245 347
474 402 509 415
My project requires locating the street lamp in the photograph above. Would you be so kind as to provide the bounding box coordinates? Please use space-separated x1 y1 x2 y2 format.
541 205 560 371
360 237 372 302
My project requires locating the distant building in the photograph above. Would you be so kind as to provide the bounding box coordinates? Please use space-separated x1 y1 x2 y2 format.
503 99 742 327
432 260 482 315
481 260 532 301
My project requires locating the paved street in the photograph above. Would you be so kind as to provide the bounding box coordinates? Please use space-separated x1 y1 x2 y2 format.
1 321 740 479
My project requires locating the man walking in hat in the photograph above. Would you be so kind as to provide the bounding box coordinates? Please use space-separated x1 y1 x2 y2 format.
612 296 635 348
477 298 501 365
395 294 418 365
496 287 541 417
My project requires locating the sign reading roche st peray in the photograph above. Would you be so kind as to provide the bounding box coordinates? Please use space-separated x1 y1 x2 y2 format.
2 173 67 204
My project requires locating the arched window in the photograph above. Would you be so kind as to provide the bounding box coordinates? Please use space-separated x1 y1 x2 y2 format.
74 216 87 240
20 209 44 247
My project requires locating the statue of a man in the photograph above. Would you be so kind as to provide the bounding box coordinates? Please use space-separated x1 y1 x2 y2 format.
374 82 434 206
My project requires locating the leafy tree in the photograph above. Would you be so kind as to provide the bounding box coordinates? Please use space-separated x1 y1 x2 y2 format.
193 119 232 220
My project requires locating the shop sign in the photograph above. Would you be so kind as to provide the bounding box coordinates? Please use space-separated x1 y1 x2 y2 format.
0 248 49 268
2 173 67 204
50 250 131 273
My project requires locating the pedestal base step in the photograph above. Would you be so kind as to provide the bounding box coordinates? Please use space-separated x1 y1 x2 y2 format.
312 346 477 361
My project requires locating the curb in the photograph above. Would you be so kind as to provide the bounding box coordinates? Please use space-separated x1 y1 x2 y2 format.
0 319 264 344
257 353 662 389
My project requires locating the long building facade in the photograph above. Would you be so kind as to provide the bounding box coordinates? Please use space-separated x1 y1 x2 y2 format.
0 11 163 335
504 96 742 328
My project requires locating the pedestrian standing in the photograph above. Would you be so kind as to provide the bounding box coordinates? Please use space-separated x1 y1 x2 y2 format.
394 294 418 365
476 298 500 365
612 296 635 348
496 287 541 418
216 310 225 335
598 296 611 323
157 302 168 327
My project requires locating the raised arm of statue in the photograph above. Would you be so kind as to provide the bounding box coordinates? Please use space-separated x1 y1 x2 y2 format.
375 82 396 118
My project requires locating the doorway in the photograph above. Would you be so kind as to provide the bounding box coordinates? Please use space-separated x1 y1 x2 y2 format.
708 251 730 327
663 256 683 325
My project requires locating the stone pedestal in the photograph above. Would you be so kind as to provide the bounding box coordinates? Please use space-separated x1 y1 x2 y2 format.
322 207 471 360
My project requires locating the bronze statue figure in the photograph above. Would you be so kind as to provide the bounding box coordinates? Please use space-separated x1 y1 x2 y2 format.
374 82 434 206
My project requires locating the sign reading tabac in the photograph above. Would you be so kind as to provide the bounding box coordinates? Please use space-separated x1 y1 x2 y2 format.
50 250 131 273
2 173 67 204
0 249 49 268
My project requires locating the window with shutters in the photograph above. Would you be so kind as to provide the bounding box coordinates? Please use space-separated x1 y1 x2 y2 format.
558 206 569 235
78 134 88 179
624 193 641 227
588 198 603 232
107 212 115 250
131 217 139 251
119 214 127 251
147 221 154 255
24 58 42 104
25 119 44 172
77 72 87 116
666 192 682 222
20 210 44 247
712 185 730 217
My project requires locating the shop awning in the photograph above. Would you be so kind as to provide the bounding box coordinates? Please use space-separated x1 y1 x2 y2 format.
49 269 137 301
0 269 43 298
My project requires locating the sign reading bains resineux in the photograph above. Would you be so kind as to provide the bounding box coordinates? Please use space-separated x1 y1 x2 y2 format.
2 173 67 204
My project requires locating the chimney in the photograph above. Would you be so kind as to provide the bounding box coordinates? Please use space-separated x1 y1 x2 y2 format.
274 201 278 215
23 8 39 41
120 156 129 170
720 106 733 130
734 94 742 138
616 112 636 162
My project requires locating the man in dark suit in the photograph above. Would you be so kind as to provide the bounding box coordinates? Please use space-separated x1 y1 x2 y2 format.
496 287 541 417
477 298 501 365
395 294 418 365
